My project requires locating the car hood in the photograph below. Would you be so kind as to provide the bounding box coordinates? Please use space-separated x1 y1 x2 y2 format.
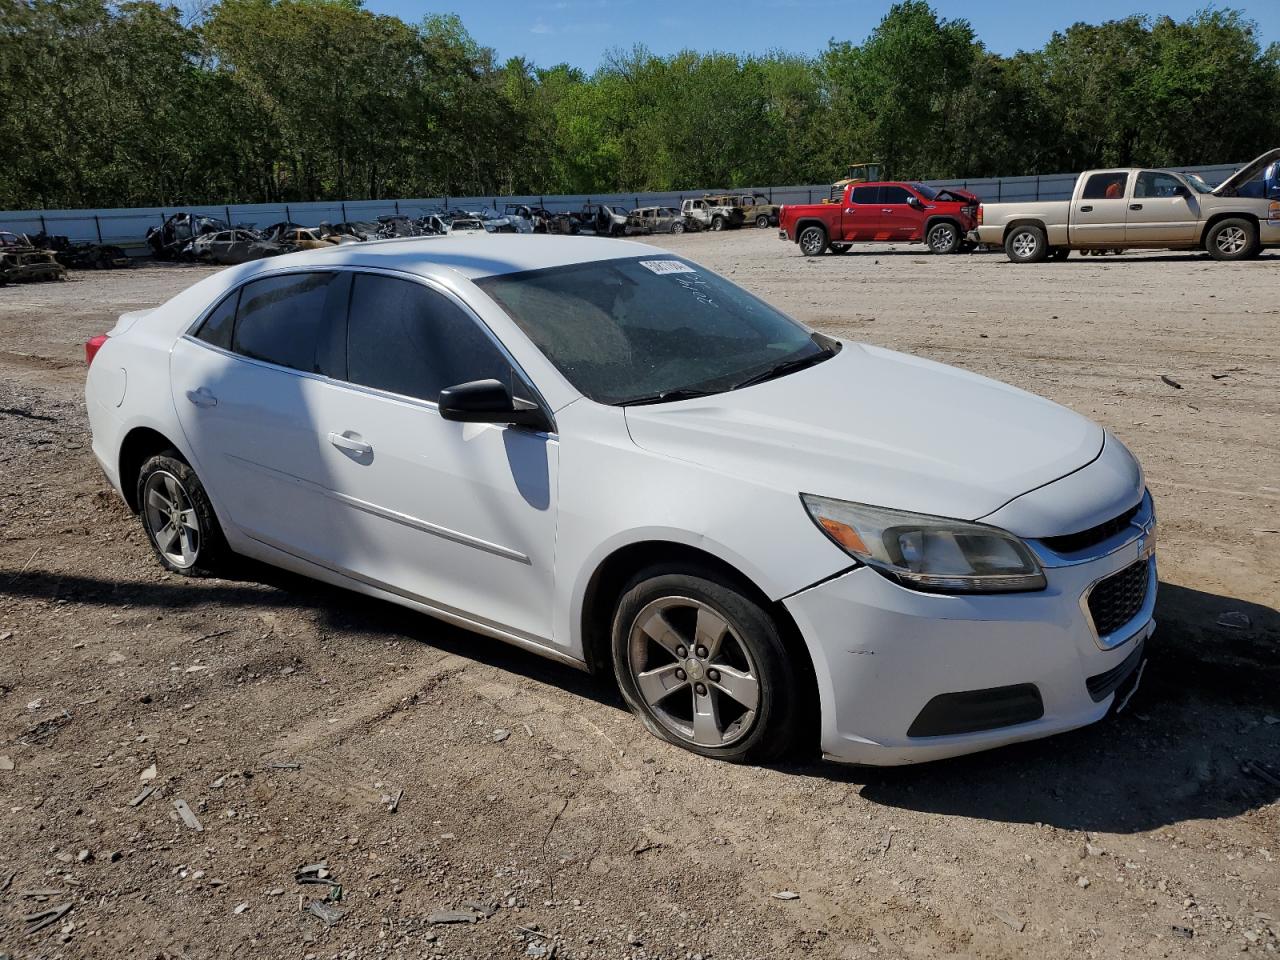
1212 147 1280 195
623 343 1103 522
934 187 979 203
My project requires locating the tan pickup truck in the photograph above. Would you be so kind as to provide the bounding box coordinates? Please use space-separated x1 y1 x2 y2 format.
973 149 1280 262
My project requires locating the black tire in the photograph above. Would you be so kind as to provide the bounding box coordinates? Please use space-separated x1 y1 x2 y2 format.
711 215 725 232
1004 224 1049 263
670 220 685 235
1050 248 1071 260
1205 217 1259 261
926 221 961 254
755 214 770 229
829 242 852 254
797 224 828 256
136 452 228 577
611 565 801 763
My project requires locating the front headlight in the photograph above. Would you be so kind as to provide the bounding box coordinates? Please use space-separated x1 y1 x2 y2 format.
800 494 1046 594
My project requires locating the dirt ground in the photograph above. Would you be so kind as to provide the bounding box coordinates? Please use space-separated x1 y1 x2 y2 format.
0 230 1277 960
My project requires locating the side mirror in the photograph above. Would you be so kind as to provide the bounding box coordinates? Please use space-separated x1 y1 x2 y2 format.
438 379 553 432
907 195 923 208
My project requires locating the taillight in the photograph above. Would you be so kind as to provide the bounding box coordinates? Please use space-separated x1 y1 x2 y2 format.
976 205 984 226
85 334 108 367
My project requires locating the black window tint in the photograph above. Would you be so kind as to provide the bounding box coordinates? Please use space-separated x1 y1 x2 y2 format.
346 275 511 403
232 272 336 373
879 185 912 204
850 186 878 204
1081 172 1129 200
195 290 238 350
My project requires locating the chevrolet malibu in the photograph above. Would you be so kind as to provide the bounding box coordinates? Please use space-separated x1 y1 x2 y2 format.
84 236 1156 765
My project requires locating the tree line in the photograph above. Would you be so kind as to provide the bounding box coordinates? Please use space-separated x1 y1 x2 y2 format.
1 0 1277 210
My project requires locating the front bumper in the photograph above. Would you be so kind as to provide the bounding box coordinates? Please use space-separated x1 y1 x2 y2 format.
784 510 1156 766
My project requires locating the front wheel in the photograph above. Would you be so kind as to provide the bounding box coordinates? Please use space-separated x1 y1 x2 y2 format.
926 221 961 254
137 453 228 576
710 216 725 232
611 567 801 763
1206 218 1259 261
755 214 771 229
1004 224 1049 263
797 224 828 256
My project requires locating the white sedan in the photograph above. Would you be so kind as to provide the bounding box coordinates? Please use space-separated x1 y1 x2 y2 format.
84 236 1156 765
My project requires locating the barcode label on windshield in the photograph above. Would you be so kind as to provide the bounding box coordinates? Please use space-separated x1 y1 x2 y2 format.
639 260 695 275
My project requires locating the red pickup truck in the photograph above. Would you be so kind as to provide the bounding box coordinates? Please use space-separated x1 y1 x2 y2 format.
778 181 980 256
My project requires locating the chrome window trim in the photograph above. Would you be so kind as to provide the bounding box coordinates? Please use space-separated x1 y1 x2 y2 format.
179 263 558 437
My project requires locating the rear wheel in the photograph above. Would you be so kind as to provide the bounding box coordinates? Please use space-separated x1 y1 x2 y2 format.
611 567 801 763
798 224 828 256
670 220 685 235
137 453 228 577
1004 224 1049 263
1206 218 1258 261
926 221 961 254
711 215 725 232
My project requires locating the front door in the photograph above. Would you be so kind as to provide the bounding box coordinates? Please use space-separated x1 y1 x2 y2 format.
1125 171 1199 245
1071 171 1131 245
877 184 921 241
310 270 559 642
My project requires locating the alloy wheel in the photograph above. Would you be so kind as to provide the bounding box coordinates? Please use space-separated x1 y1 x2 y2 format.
626 596 761 748
143 470 201 568
1216 226 1246 255
929 225 957 252
1012 231 1039 259
799 227 825 255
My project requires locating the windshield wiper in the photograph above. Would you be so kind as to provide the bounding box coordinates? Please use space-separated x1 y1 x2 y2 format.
617 387 716 406
731 345 835 391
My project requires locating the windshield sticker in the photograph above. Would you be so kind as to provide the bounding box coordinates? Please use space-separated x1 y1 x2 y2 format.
638 259 696 275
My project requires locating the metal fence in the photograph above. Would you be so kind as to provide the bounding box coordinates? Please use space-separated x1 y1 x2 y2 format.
0 163 1243 254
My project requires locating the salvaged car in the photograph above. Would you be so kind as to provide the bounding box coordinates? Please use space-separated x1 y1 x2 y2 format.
1 248 67 283
974 148 1280 262
502 205 539 234
680 197 745 231
576 203 630 237
26 232 130 269
187 230 293 266
624 207 687 236
779 181 980 255
376 216 425 239
147 213 229 260
330 221 380 242
85 235 1156 766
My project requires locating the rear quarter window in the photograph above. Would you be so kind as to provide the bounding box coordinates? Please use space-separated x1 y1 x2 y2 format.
194 290 238 350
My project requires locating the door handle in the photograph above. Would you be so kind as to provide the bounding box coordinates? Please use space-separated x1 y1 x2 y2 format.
1080 205 1093 212
881 209 893 214
328 432 372 457
1129 203 1143 211
185 387 217 408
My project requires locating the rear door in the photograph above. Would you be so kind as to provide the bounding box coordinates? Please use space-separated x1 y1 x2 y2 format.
1071 171 1131 245
840 185 881 241
877 185 923 241
169 270 348 560
1125 171 1198 244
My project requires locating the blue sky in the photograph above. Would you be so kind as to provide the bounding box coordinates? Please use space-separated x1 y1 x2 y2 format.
364 1 1280 70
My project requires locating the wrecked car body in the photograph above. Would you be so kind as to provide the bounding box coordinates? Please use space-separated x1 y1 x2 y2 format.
186 229 293 265
624 206 688 235
1 248 67 283
147 213 229 260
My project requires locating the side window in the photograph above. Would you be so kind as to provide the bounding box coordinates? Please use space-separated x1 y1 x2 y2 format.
850 186 878 204
346 275 512 403
879 185 912 204
1134 172 1185 198
1081 172 1129 200
232 272 336 374
195 290 238 350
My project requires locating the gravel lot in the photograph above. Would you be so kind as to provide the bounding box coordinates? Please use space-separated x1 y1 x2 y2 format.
0 231 1277 959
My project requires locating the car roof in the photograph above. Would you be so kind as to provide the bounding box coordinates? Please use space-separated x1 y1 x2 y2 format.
252 234 657 281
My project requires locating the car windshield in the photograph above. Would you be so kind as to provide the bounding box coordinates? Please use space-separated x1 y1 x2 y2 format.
1184 173 1214 194
476 256 834 405
912 183 939 200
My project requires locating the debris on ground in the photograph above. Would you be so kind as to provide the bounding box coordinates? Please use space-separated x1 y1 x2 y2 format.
461 900 497 918
1160 374 1183 390
295 862 340 888
1172 925 1195 939
173 798 203 831
1216 611 1251 630
772 891 800 900
129 784 157 807
427 908 484 924
992 908 1025 932
0 755 13 771
23 902 72 935
139 763 157 781
306 900 348 926
492 728 511 743
1243 760 1280 787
